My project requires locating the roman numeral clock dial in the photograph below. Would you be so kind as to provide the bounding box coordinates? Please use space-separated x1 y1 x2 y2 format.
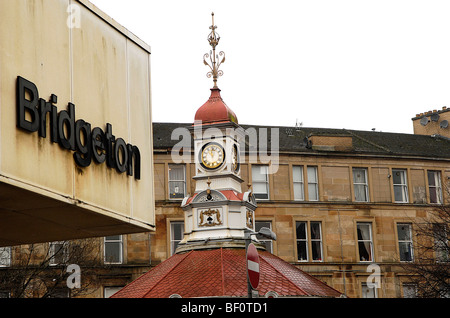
200 143 224 170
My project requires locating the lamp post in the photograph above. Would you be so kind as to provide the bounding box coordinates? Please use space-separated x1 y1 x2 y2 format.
244 227 277 298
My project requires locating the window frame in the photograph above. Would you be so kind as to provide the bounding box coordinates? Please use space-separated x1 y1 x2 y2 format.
433 223 449 263
361 282 377 298
397 223 414 262
104 235 124 265
252 165 270 200
392 169 409 203
168 164 187 200
255 221 274 253
296 221 308 262
0 247 11 267
170 221 185 256
427 170 443 204
352 167 369 202
49 241 68 266
306 166 319 201
292 165 305 201
295 220 324 262
356 222 374 262
309 221 324 262
104 286 124 298
402 283 417 298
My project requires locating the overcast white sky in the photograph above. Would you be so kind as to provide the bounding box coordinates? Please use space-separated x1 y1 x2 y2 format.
90 0 450 134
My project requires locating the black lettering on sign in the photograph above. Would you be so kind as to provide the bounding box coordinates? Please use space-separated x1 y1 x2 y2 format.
16 76 141 180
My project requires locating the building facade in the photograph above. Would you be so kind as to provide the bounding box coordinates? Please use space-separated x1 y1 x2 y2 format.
151 115 450 298
1 0 449 298
1 115 449 298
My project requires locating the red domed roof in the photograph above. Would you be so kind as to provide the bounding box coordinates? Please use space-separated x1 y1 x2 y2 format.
194 88 238 125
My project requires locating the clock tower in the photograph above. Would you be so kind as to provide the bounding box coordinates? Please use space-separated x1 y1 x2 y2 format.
176 13 259 253
112 12 344 300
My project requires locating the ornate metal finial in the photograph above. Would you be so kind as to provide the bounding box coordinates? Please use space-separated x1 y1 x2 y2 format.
203 12 225 88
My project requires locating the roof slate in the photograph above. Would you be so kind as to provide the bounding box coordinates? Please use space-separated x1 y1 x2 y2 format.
153 122 450 159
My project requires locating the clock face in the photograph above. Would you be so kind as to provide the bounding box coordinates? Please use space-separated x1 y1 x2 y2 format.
200 143 225 170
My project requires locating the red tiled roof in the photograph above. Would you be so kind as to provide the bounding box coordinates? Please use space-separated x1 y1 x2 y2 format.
111 248 343 298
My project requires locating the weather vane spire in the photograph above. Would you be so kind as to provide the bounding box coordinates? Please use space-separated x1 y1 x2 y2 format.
204 12 225 89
